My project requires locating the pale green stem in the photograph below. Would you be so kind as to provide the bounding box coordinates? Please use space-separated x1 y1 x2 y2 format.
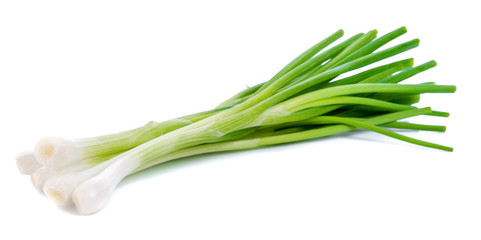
134 107 440 173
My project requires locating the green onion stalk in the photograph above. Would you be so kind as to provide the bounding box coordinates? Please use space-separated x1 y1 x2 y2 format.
16 27 455 215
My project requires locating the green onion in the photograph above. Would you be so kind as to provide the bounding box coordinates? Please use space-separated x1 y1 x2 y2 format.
17 27 455 215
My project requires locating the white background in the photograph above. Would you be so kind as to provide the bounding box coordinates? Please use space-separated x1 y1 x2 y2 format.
1 0 479 239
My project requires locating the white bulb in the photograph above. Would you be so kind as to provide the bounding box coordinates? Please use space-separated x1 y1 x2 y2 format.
34 137 83 169
16 151 42 174
72 155 138 215
43 162 110 206
30 167 52 191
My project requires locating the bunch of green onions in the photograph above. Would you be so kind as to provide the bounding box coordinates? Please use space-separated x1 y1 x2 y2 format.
16 27 455 215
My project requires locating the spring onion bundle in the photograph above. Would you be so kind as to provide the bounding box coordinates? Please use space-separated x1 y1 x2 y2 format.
16 27 455 215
